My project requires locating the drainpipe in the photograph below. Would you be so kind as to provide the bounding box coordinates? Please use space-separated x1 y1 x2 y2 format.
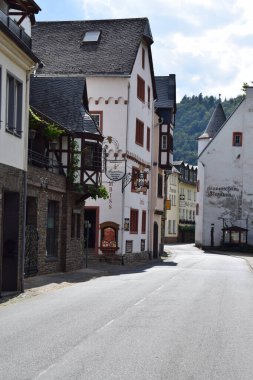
121 81 130 264
21 68 32 292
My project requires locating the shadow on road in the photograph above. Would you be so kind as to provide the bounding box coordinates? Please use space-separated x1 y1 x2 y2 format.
0 257 179 305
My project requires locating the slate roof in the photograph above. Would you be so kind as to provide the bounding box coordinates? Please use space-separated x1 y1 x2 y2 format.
199 102 226 139
30 76 101 134
155 75 176 109
154 75 176 124
32 18 153 76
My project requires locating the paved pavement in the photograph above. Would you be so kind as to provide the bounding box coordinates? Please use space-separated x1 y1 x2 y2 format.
1 244 253 379
0 257 164 306
1 245 253 306
204 250 253 271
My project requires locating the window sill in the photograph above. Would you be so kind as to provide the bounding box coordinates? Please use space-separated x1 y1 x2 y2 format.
5 128 22 138
45 256 58 262
135 141 144 147
137 96 145 103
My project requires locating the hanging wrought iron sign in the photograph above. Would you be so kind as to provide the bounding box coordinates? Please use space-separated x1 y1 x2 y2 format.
105 158 126 181
103 136 126 181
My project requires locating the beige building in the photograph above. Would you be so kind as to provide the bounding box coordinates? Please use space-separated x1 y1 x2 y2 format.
165 161 197 243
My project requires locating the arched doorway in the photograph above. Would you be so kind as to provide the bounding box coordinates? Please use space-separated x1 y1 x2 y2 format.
153 222 159 259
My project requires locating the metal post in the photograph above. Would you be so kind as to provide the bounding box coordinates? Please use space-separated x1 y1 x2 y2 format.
84 220 91 268
211 223 214 247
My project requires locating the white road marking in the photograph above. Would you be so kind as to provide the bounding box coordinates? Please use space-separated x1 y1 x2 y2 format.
134 298 146 306
34 363 56 379
156 285 165 291
97 319 115 332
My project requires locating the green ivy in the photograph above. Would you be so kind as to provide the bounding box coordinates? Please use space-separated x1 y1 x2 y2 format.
67 139 80 184
29 108 64 141
87 185 109 200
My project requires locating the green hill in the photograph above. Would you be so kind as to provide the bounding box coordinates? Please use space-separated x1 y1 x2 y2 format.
174 93 244 165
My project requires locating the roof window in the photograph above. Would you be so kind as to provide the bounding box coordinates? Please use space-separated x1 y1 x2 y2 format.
82 31 101 42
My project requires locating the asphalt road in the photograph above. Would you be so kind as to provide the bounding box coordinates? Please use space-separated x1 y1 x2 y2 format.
1 244 253 380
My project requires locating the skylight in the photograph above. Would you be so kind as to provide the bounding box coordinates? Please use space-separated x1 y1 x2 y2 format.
82 31 101 42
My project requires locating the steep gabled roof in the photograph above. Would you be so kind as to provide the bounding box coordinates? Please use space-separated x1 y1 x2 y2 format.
32 18 153 76
30 76 101 135
199 102 226 139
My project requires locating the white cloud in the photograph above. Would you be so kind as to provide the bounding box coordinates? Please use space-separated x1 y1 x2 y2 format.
74 0 253 99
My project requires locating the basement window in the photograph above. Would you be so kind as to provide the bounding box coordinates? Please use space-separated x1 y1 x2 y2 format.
82 31 101 42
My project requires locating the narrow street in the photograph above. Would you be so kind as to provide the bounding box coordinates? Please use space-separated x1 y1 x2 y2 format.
1 245 253 380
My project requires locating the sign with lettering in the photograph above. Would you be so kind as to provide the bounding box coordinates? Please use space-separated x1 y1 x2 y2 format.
206 185 240 198
105 159 126 181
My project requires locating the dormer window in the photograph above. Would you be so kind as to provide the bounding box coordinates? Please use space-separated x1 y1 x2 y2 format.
82 31 101 42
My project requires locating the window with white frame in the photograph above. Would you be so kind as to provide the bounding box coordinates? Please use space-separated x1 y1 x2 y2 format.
187 190 191 200
6 73 23 136
172 220 176 234
186 209 188 220
90 111 103 132
168 220 172 234
161 135 167 150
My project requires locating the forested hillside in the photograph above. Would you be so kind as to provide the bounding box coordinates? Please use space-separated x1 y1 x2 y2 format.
174 93 244 165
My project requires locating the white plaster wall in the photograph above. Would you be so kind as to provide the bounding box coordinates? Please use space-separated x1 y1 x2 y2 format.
198 89 253 246
0 33 34 171
11 15 32 36
195 161 204 246
86 42 154 255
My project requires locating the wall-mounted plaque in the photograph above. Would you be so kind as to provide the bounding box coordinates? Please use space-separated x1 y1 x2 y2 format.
125 240 133 253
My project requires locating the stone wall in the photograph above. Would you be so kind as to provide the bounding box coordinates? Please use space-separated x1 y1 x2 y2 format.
123 250 150 264
27 165 85 275
0 163 25 293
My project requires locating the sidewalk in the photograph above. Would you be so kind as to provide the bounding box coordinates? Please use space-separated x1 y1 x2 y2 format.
204 249 253 270
0 258 164 306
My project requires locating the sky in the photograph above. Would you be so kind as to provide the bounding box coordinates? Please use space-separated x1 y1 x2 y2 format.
36 0 253 102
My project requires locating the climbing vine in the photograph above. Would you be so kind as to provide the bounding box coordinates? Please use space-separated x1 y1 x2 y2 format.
67 139 80 184
29 108 64 141
87 185 109 200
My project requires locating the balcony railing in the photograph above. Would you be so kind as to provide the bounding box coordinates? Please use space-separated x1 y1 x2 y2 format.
28 149 63 173
0 9 32 49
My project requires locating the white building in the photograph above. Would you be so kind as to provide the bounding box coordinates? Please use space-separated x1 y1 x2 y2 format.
0 0 40 295
196 90 253 249
32 18 158 262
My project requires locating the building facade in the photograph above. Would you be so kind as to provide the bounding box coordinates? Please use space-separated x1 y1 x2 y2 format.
31 18 160 263
165 161 197 243
152 75 176 253
0 0 40 295
195 91 253 249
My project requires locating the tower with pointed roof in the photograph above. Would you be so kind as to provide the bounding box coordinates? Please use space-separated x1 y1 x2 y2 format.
198 101 227 156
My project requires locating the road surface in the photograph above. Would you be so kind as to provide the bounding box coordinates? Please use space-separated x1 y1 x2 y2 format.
1 244 253 380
